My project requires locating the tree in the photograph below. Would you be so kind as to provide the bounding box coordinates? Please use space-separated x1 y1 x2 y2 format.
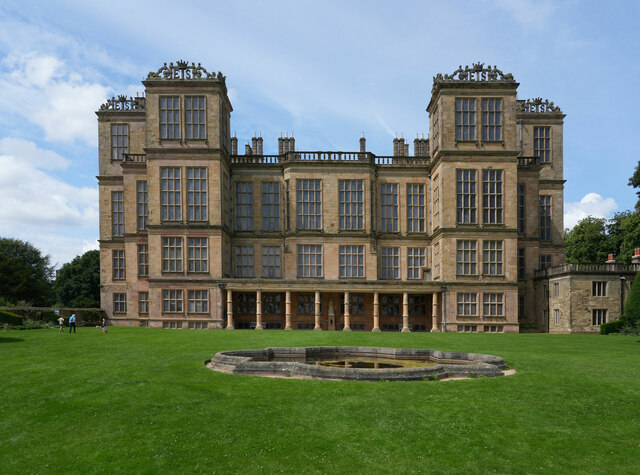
623 273 640 331
607 211 640 264
54 250 100 308
0 238 54 306
629 159 640 210
564 217 611 264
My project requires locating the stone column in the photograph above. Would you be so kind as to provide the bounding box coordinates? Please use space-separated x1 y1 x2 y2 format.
255 290 263 330
431 293 439 332
226 290 234 329
401 291 410 332
343 290 351 331
314 290 321 330
372 291 381 332
285 290 292 330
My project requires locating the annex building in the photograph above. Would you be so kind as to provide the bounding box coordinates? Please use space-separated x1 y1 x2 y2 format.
98 61 574 333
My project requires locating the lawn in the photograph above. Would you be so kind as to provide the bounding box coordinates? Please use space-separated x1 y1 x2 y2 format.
1 328 639 474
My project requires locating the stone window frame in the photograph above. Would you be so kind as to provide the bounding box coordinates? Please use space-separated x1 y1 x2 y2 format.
340 293 365 316
407 183 425 233
517 184 525 233
482 170 503 224
235 245 254 278
407 247 425 280
540 195 552 241
237 293 256 315
297 244 323 278
188 289 209 314
161 237 183 273
163 321 183 329
432 175 440 229
456 169 477 224
533 126 552 163
381 294 401 317
432 105 440 153
111 191 124 237
159 96 180 140
539 254 551 270
112 249 125 280
482 240 503 276
261 182 280 232
298 293 316 315
184 96 206 140
455 98 476 141
483 293 504 316
380 247 400 280
186 168 207 222
456 240 477 275
554 308 560 326
111 123 129 160
339 245 364 278
235 182 254 231
553 283 559 297
409 295 427 317
137 244 149 277
380 183 399 233
187 237 208 273
433 243 441 279
160 167 182 222
296 179 322 230
262 293 282 314
113 293 127 313
457 293 477 316
518 248 525 280
592 281 607 297
138 292 149 314
338 179 364 231
481 98 502 142
262 246 281 278
136 181 148 231
592 308 607 325
188 322 208 329
162 289 183 313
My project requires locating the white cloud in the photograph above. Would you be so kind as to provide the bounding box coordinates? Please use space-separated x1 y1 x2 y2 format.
0 137 69 170
564 193 618 230
0 53 110 146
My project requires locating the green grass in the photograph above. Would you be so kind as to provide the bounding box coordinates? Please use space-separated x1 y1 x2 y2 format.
1 328 639 474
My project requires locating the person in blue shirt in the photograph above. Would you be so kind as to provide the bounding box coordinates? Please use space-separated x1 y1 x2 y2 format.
69 314 76 333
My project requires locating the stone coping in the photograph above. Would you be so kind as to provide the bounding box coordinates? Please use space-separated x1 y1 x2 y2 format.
207 346 507 381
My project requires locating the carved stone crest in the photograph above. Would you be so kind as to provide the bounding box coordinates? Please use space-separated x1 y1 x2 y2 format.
432 62 515 93
517 97 562 113
99 95 146 111
146 60 225 82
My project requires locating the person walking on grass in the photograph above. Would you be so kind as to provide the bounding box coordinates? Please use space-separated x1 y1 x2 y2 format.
57 316 64 333
69 314 76 334
101 317 107 334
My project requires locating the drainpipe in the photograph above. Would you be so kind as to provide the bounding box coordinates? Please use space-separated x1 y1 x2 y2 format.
440 286 447 332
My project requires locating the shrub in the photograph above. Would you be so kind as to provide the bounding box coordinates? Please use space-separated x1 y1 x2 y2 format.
0 309 23 326
601 319 625 335
624 273 640 329
39 310 60 322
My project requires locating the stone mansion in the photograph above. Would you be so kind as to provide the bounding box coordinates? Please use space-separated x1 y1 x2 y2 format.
98 60 631 333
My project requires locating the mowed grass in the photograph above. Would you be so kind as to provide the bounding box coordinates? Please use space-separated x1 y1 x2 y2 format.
1 328 639 474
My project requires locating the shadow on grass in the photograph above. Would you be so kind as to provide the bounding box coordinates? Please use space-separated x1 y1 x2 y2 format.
0 337 24 343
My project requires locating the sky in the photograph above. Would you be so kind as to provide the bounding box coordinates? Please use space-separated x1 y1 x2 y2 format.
0 0 639 267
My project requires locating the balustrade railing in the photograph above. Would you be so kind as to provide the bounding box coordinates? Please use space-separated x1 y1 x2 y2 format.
534 263 640 278
123 153 147 163
230 151 430 166
517 156 538 167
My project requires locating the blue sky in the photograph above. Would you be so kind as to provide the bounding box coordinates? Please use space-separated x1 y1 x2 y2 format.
0 0 639 267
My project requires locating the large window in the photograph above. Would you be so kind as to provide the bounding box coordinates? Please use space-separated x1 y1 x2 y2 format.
296 180 322 230
592 281 607 296
298 294 316 315
137 244 149 277
136 181 148 231
380 184 398 232
482 241 503 275
539 254 551 269
518 248 525 280
339 180 364 230
188 290 208 313
185 96 205 139
540 195 551 241
456 240 477 275
381 294 400 316
235 246 254 277
348 294 365 316
533 126 551 163
456 170 476 224
263 293 281 314
187 168 207 221
112 250 125 280
187 238 208 273
455 98 476 141
162 289 183 313
592 309 607 325
111 124 129 160
113 293 127 313
297 244 322 277
481 98 502 141
138 292 149 314
409 295 427 317
262 246 281 278
339 245 364 278
237 293 256 315
261 182 280 231
161 167 181 221
457 293 477 316
381 247 399 280
112 191 124 237
407 247 425 279
235 183 253 231
482 170 503 224
483 293 504 316
517 184 525 233
162 237 183 272
407 184 425 232
159 96 180 139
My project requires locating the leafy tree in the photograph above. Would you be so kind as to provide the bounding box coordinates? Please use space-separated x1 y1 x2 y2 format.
0 238 54 306
606 211 640 264
54 250 100 308
629 160 640 210
564 217 611 264
623 273 640 331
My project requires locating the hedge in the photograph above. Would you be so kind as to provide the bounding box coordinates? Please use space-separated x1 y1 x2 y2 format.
0 309 24 326
601 319 625 335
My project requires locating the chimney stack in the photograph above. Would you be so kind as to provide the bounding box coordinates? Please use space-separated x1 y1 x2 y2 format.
257 132 263 155
398 136 405 156
393 137 399 157
278 134 284 155
414 135 420 156
404 143 409 157
231 132 238 155
245 141 252 155
632 248 640 265
289 133 295 152
360 133 366 153
251 133 258 155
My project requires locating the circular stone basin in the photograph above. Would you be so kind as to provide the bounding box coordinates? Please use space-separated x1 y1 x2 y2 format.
207 346 507 381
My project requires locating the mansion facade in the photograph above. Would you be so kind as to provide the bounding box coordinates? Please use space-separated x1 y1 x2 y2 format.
98 61 568 332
